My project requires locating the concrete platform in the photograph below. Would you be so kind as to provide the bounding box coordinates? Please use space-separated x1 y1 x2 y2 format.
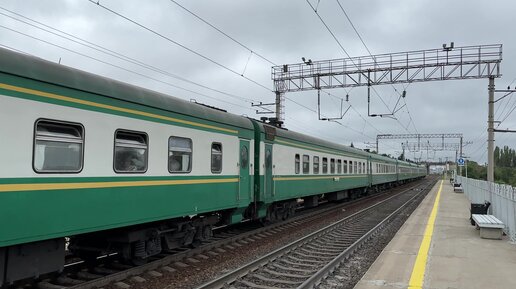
354 178 516 289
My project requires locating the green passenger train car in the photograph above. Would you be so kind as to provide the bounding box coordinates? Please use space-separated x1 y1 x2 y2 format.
0 47 256 285
250 121 426 222
0 47 425 286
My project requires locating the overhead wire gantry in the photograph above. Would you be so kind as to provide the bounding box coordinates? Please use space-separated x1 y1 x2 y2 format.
272 44 501 122
272 43 502 181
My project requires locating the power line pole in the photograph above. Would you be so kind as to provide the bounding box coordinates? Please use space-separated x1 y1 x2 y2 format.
487 77 495 183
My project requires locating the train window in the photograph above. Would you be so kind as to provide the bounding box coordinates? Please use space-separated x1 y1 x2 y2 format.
354 161 358 174
337 159 342 174
114 130 148 173
265 148 272 169
322 157 328 174
343 160 348 174
211 143 222 173
34 120 84 173
349 161 353 174
313 156 320 174
241 146 249 168
330 158 335 174
295 154 300 174
169 136 192 173
302 155 310 174
363 162 366 174
358 162 361 174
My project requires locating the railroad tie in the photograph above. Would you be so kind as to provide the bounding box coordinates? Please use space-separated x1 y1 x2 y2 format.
262 267 307 279
272 262 316 274
250 273 303 285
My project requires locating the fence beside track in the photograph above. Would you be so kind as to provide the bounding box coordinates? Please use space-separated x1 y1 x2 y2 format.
456 176 516 243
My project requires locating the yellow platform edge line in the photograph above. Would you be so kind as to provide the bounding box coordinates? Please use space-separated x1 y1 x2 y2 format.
407 178 444 289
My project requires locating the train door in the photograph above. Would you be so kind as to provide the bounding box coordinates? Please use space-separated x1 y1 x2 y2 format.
368 157 373 186
264 143 274 198
239 140 250 200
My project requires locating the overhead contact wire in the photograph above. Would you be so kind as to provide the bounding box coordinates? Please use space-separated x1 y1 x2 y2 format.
334 0 419 134
168 0 276 66
0 25 256 113
87 0 272 92
0 7 255 104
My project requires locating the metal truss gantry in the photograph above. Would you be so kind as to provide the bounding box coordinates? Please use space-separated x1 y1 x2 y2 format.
272 44 502 183
377 133 464 156
271 44 502 122
401 142 469 152
377 133 469 173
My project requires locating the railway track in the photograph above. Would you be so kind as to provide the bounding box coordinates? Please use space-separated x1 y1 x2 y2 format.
27 180 428 289
197 178 435 289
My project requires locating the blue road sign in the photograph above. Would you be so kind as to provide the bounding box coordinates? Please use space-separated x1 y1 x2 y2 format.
457 158 465 166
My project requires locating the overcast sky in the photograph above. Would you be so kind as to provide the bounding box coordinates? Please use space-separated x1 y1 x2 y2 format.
1 0 515 164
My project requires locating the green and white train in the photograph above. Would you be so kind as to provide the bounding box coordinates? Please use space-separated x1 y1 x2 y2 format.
0 47 426 286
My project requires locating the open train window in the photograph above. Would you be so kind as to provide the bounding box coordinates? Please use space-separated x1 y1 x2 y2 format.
302 155 310 174
211 142 222 173
358 161 361 174
114 130 148 173
349 161 353 174
330 158 335 174
337 159 342 174
34 119 84 173
169 136 192 173
343 160 348 174
313 156 320 174
295 154 300 174
322 157 328 174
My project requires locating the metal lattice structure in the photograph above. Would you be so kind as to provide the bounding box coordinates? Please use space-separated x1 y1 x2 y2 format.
377 133 463 140
273 44 502 92
401 142 468 152
378 133 469 171
271 44 502 122
376 133 464 154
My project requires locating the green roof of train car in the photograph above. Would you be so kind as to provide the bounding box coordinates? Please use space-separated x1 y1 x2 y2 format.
0 47 254 132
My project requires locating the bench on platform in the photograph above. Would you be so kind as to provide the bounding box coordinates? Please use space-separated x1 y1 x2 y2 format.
471 214 505 240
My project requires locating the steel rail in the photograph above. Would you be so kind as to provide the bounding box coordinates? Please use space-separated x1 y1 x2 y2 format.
298 181 433 288
196 178 433 289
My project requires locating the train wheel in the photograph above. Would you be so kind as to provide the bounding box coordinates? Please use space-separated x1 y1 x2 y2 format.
131 257 148 266
202 225 213 240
